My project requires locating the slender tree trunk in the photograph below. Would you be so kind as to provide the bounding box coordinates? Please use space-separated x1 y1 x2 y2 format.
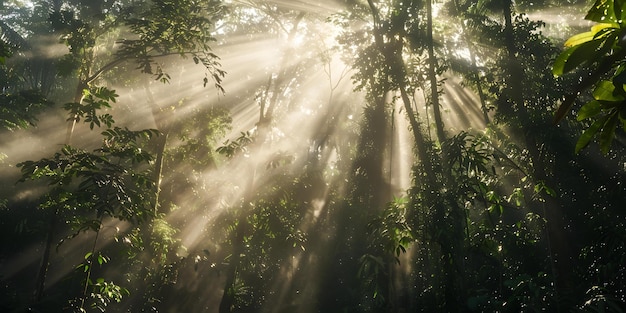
64 81 88 147
151 131 168 213
401 1 467 308
34 75 88 301
79 217 104 311
218 216 248 313
471 50 490 124
426 0 446 144
501 1 571 309
33 207 58 302
144 82 170 214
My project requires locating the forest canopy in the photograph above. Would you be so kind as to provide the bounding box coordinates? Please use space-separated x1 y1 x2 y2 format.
1 0 625 312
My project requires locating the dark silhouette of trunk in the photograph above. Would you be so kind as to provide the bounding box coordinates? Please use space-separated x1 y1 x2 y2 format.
34 50 91 302
33 207 58 302
426 0 446 144
218 215 249 313
501 0 525 120
501 1 572 309
391 0 466 309
365 1 464 311
470 49 490 124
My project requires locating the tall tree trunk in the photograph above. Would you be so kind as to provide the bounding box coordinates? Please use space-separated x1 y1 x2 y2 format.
399 1 467 308
218 214 249 313
426 0 446 144
501 1 571 309
34 65 90 303
144 82 170 214
470 49 490 125
33 207 58 302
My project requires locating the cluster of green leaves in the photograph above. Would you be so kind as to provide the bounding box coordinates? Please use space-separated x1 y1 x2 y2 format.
72 252 130 313
218 183 308 311
216 131 253 158
17 127 158 227
1 0 232 311
48 6 100 77
117 0 227 89
64 87 117 129
359 197 413 302
0 89 53 130
0 27 54 131
553 0 626 153
165 103 232 169
443 131 561 311
13 80 160 309
114 216 185 311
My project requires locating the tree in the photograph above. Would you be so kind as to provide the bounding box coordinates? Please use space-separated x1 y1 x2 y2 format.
50 0 226 143
3 0 227 307
0 20 53 131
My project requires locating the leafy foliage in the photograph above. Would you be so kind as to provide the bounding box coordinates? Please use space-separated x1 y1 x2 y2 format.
64 87 118 129
0 30 54 130
0 89 53 130
17 128 157 226
116 0 227 90
553 0 626 153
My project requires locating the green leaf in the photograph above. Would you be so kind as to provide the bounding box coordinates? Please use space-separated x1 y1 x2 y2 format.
508 187 524 207
552 48 573 77
577 100 602 120
576 115 608 153
585 0 616 23
535 181 557 198
613 65 626 85
564 30 596 47
84 252 93 260
593 80 625 101
599 112 619 154
553 39 602 76
615 0 626 21
489 204 504 215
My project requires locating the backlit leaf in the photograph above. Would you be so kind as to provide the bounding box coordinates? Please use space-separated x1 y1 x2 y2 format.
564 31 595 47
585 0 616 23
593 80 625 101
575 115 608 153
599 112 619 154
553 38 606 76
577 100 602 120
